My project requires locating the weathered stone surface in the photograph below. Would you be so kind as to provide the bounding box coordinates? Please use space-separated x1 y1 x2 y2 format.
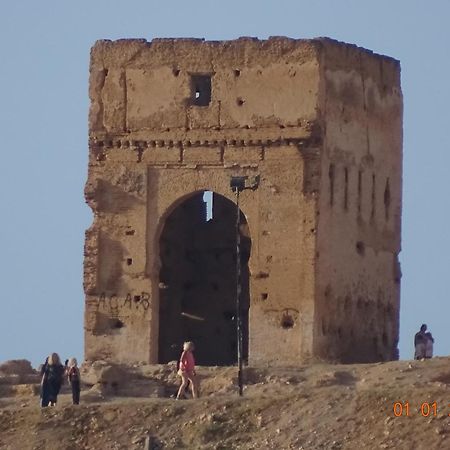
0 374 40 385
81 361 166 397
82 360 127 386
0 360 34 375
0 384 40 397
84 37 402 366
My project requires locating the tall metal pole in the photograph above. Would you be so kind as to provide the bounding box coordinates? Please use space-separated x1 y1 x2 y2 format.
235 188 243 396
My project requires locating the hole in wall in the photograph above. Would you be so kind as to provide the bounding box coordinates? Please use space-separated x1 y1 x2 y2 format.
133 295 141 302
126 258 133 266
344 168 349 210
125 229 135 236
328 164 335 206
173 68 180 77
203 191 213 221
281 314 294 329
191 74 212 106
261 293 268 301
371 174 376 220
357 170 362 214
237 97 245 106
384 178 391 221
234 69 241 77
356 241 365 256
112 319 124 329
255 271 269 279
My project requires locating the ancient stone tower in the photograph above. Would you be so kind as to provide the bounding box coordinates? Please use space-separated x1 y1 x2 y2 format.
84 37 402 366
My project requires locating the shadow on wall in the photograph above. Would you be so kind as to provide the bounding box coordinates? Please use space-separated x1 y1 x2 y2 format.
97 233 124 293
97 180 144 214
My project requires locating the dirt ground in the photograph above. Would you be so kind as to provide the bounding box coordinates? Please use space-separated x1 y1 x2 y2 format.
0 357 449 449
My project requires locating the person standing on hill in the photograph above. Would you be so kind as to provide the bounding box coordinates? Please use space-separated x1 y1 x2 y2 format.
41 353 65 406
66 358 81 405
414 324 428 360
176 341 199 399
424 331 434 359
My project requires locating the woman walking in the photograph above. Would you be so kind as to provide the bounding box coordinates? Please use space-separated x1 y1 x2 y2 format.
176 341 199 400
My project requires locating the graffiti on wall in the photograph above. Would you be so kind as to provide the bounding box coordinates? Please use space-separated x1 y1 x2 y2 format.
97 292 151 312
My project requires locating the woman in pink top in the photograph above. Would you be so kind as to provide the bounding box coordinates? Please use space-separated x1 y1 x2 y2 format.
176 341 199 399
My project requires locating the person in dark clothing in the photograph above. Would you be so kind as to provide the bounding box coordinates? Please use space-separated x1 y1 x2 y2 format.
414 324 427 360
41 353 65 406
66 357 81 405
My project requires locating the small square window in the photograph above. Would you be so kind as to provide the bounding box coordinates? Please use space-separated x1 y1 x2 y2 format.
191 74 211 106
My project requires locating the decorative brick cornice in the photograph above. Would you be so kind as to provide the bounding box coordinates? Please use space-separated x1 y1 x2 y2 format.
89 136 321 150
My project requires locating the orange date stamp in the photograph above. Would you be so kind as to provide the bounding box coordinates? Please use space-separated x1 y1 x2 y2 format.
392 401 450 417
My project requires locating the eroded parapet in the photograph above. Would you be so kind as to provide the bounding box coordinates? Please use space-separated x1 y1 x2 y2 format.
89 37 322 134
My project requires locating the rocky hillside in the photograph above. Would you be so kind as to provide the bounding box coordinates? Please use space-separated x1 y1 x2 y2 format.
0 357 449 449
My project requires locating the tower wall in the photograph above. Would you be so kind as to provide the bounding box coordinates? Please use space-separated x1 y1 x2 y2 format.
84 37 402 365
314 41 402 362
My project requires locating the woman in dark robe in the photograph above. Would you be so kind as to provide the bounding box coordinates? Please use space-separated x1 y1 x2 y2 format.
41 353 65 406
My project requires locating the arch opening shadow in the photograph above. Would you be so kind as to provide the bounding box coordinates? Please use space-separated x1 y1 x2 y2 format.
158 191 251 365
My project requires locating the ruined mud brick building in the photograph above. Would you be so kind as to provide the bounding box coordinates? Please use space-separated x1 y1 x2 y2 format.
84 37 402 366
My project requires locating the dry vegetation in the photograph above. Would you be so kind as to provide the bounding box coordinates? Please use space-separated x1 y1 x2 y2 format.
1 357 449 449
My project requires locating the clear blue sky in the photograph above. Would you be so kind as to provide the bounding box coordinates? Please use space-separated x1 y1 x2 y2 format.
1 1 448 367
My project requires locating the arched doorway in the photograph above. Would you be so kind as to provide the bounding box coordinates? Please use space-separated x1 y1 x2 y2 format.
158 191 251 365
